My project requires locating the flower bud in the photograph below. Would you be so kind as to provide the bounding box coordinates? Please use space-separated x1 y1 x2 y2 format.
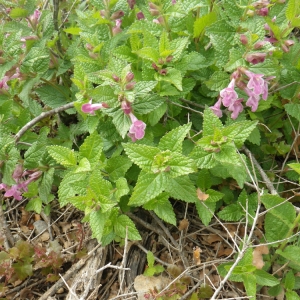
159 69 167 75
100 10 107 18
0 57 5 64
240 34 248 45
158 58 164 65
86 43 93 51
128 0 135 9
245 52 267 64
112 19 122 35
257 7 268 16
125 82 136 90
137 11 145 20
166 55 173 63
88 52 98 59
112 74 120 82
125 72 134 82
284 40 295 47
152 63 159 70
111 10 124 20
281 44 289 53
254 40 266 49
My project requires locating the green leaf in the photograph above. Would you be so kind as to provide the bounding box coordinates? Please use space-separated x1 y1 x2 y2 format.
286 290 300 300
203 108 223 136
25 197 42 214
47 146 77 167
24 141 47 169
79 132 103 164
254 270 280 287
135 47 160 62
167 152 196 178
133 94 164 114
21 47 50 74
134 81 158 97
106 156 132 182
169 37 190 62
242 273 256 300
129 172 168 206
114 215 141 240
261 194 296 243
89 169 111 197
10 8 29 18
144 192 176 225
115 177 130 200
159 31 170 55
90 210 109 243
193 11 217 38
158 123 191 153
35 85 69 109
285 103 300 122
64 27 82 35
286 0 300 21
75 158 91 173
123 143 160 170
147 251 155 267
189 146 219 169
284 271 295 290
276 246 300 270
111 109 132 138
205 71 229 91
58 172 87 206
13 261 33 280
288 163 300 175
166 175 198 203
218 203 243 221
155 68 182 91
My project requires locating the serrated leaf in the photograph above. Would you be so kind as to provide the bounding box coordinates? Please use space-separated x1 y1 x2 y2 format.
35 85 68 109
167 153 196 177
24 141 47 169
134 81 157 97
203 108 223 136
129 172 168 206
115 177 130 200
205 71 229 91
21 47 50 74
242 273 256 300
170 37 190 61
218 203 243 221
261 194 296 243
111 109 132 138
133 94 164 114
123 143 160 170
58 172 87 206
159 31 170 55
155 68 182 91
147 251 155 267
89 169 111 197
90 210 109 243
166 175 198 203
288 163 300 174
286 0 300 21
25 197 42 214
106 156 132 182
144 192 176 225
135 47 160 62
10 8 29 18
13 261 33 280
47 146 77 167
189 146 219 169
193 11 217 38
114 215 141 240
159 123 191 153
285 103 300 122
222 120 258 148
276 246 300 269
64 27 81 35
79 132 103 163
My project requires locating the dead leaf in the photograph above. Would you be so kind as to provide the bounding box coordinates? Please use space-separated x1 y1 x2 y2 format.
253 245 269 269
203 234 222 244
193 246 202 265
197 188 209 201
178 219 189 231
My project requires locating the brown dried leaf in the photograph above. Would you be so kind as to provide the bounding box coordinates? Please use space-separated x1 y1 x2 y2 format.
253 245 269 269
203 234 222 244
197 188 209 201
20 207 30 226
193 246 202 265
178 219 189 231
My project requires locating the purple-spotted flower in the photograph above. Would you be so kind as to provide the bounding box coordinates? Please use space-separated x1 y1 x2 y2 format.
81 100 108 115
128 113 146 142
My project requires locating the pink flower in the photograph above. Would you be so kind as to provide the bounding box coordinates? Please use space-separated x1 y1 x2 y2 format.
112 19 122 35
245 53 267 65
81 100 108 115
257 7 268 16
220 78 238 107
28 9 41 28
0 76 10 90
128 113 146 142
210 98 223 118
4 185 23 201
245 88 260 111
137 12 145 20
228 98 244 119
244 70 265 95
121 100 132 114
